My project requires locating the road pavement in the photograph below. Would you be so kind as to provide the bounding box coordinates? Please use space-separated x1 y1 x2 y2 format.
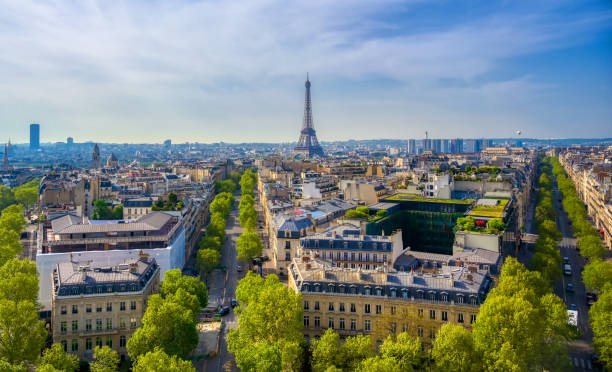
205 194 244 372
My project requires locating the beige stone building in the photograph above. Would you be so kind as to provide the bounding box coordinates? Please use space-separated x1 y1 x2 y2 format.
51 255 160 360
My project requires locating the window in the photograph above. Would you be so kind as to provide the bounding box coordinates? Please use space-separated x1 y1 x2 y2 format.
96 319 102 331
441 293 448 302
344 252 348 260
106 302 112 312
390 306 396 315
430 327 436 339
339 303 345 312
470 297 477 305
376 288 382 296
457 295 464 304
328 317 334 329
442 311 448 322
106 337 112 348
402 323 407 332
373 253 377 262
417 326 424 337
429 292 435 301
470 314 477 324
96 304 102 313
72 305 78 314
303 301 309 310
285 251 291 261
120 318 127 328
96 337 103 348
86 338 92 351
339 318 345 330
71 339 78 352
328 302 334 311
106 318 112 330
350 303 356 313
86 304 92 313
418 309 423 318
430 310 436 320
60 306 67 315
304 316 310 327
285 241 291 249
130 301 137 310
375 305 382 315
364 319 371 331
120 302 126 311
60 321 67 334
364 287 371 295
120 335 127 348
391 322 397 333
72 320 78 333
130 318 137 328
364 304 371 314
314 301 320 311
350 318 356 331
314 316 320 328
458 313 464 323
61 340 68 352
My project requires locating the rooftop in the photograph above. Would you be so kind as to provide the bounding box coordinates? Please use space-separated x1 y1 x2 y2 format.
385 193 474 205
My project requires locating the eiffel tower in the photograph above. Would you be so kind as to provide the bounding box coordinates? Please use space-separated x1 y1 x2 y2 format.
294 74 325 158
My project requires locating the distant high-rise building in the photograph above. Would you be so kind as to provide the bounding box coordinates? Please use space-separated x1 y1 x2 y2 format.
465 139 482 153
2 142 11 172
442 139 450 153
432 139 442 153
294 74 325 158
515 139 523 147
91 144 100 169
67 137 74 145
408 139 416 154
482 139 492 148
163 139 171 148
450 138 463 153
30 123 40 150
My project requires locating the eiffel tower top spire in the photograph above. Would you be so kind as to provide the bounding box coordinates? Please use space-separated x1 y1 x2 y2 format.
295 74 324 158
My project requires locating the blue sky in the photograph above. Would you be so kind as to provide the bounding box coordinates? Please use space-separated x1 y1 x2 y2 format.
0 0 610 143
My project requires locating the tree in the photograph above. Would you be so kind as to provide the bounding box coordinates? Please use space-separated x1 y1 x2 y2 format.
0 185 16 210
239 194 255 211
14 187 38 210
0 205 26 234
590 290 612 367
578 235 606 260
487 218 505 232
236 229 263 262
0 299 47 364
345 209 369 219
127 295 198 359
197 248 220 280
583 259 612 292
161 269 208 308
199 233 222 251
132 348 195 372
91 199 112 220
90 346 119 372
337 335 375 370
111 204 123 220
239 206 257 228
166 288 201 323
228 273 303 371
432 324 479 372
39 343 79 372
0 360 27 372
376 209 388 218
215 180 237 194
455 216 476 231
310 328 340 372
379 332 424 371
356 357 401 372
0 228 22 267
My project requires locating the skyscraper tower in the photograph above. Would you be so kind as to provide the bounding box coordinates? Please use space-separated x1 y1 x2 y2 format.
294 74 324 158
30 123 40 150
91 144 100 169
2 142 11 172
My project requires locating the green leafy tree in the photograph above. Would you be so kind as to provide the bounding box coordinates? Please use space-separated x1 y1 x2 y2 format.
487 218 505 232
376 209 388 218
583 259 612 292
356 357 401 372
197 248 220 280
432 324 479 372
0 299 47 364
161 269 208 307
215 180 237 194
0 360 27 372
0 205 26 234
0 228 22 267
90 345 119 372
310 328 340 372
236 229 263 262
0 185 16 210
379 332 424 371
39 343 79 372
14 187 38 210
199 233 222 251
228 273 303 372
239 206 258 228
126 295 198 359
91 199 112 220
345 209 369 219
230 171 242 185
166 288 201 323
111 204 123 220
239 194 255 211
590 289 612 367
578 235 606 260
455 216 476 231
337 335 375 370
132 347 195 372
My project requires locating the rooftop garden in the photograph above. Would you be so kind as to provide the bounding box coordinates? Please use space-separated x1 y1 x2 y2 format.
345 207 388 222
467 198 509 218
385 193 474 205
455 216 506 234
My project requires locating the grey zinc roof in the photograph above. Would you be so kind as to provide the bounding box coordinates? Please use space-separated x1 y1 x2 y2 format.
56 258 150 285
52 211 175 234
275 214 313 232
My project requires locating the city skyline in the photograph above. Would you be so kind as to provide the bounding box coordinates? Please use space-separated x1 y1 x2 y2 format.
0 1 611 143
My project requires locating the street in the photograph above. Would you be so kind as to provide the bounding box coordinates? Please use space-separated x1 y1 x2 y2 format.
204 194 244 372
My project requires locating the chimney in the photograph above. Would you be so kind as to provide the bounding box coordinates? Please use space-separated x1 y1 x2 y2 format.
449 273 455 287
129 263 139 273
81 267 87 281
332 231 337 239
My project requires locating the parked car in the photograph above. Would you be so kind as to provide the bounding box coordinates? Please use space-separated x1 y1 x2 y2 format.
586 292 598 306
563 257 569 264
566 283 574 293
569 303 577 311
231 299 239 308
236 265 243 272
218 306 231 316
563 264 572 276
591 354 604 368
